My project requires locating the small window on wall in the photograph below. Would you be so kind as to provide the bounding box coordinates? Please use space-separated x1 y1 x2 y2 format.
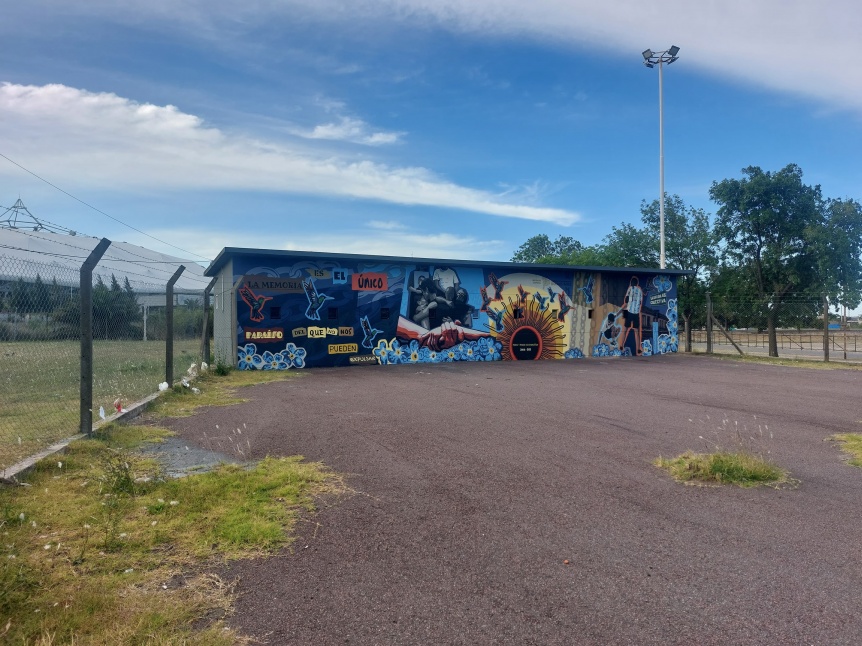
513 307 524 319
381 307 390 320
588 310 593 319
270 306 281 319
328 307 338 320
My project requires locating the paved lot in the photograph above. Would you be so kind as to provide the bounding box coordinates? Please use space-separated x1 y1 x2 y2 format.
165 354 862 645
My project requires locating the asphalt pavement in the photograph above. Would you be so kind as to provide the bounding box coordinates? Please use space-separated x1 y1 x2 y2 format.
163 354 862 645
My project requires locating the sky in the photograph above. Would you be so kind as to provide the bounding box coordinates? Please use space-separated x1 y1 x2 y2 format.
1 0 860 270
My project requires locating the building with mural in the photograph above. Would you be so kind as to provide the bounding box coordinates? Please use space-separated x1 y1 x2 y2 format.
204 248 690 370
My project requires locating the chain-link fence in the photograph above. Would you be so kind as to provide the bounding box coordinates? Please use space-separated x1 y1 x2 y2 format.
1 250 213 473
688 292 862 362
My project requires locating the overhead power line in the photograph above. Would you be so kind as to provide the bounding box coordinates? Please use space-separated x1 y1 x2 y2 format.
0 152 211 262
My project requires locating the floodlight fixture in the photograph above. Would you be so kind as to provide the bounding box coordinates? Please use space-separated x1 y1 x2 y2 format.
641 46 681 269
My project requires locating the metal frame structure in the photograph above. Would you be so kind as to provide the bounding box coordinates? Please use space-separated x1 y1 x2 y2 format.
642 46 680 270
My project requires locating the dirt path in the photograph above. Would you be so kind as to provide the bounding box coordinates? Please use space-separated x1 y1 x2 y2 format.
163 355 862 645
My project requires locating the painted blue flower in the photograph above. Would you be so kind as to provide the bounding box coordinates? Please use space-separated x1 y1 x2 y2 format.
425 348 441 363
610 348 623 357
641 339 653 357
441 346 458 362
653 275 672 292
669 333 679 353
387 339 406 364
373 339 390 365
476 337 502 361
564 347 584 359
238 344 264 370
623 347 633 357
418 347 434 363
461 341 479 361
592 343 610 357
657 334 671 354
405 340 421 363
283 342 307 368
261 350 289 370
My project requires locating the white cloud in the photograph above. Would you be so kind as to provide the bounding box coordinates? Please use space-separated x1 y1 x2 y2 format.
367 220 408 231
27 0 857 114
357 0 862 114
127 225 506 262
293 115 405 146
0 83 579 225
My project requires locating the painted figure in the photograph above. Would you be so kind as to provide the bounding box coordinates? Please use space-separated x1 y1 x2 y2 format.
597 310 623 349
445 287 475 328
620 276 644 355
408 276 452 329
433 266 460 302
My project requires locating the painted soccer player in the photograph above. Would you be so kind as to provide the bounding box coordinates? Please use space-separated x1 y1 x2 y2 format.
620 276 644 355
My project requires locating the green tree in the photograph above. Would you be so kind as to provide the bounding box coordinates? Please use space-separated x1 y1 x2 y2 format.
815 198 862 316
511 234 585 263
640 195 717 347
30 274 50 316
10 278 32 316
710 164 823 356
601 223 659 268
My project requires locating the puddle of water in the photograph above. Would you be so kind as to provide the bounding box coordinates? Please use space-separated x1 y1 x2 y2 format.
140 437 243 478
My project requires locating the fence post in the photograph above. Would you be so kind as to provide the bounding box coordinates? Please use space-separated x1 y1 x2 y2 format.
823 294 829 362
705 291 713 354
80 238 111 435
165 266 186 386
200 277 217 369
684 317 691 353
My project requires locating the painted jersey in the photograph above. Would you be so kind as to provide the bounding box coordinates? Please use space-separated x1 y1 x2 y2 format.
626 285 643 314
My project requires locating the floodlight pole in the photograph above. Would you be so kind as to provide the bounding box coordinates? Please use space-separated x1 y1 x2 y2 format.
643 46 680 270
658 58 665 270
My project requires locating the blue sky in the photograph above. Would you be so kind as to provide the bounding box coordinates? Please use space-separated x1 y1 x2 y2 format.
1 1 860 267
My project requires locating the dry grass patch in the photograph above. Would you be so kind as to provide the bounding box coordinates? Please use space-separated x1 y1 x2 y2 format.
0 423 344 644
147 369 302 418
655 450 791 488
830 433 862 468
705 352 862 371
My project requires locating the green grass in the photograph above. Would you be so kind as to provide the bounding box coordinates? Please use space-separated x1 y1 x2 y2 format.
1 339 202 469
146 369 300 420
830 433 862 467
0 424 343 645
655 450 791 487
695 351 862 370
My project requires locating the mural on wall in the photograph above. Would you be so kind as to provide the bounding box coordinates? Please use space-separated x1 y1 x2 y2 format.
590 273 677 358
229 255 678 370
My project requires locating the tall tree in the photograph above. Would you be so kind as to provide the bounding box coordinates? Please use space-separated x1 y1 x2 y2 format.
814 198 862 317
511 234 584 263
640 195 717 348
710 164 823 356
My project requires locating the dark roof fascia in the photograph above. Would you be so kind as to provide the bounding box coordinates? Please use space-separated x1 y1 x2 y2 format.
204 247 694 278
